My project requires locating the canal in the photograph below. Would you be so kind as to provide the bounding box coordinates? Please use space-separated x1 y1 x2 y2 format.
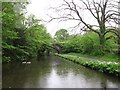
2 55 120 88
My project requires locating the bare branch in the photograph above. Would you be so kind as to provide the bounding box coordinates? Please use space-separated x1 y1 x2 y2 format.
47 0 119 37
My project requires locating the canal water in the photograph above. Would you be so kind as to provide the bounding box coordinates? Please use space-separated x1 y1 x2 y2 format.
2 55 120 88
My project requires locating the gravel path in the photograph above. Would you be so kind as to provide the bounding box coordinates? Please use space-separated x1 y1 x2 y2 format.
63 54 120 64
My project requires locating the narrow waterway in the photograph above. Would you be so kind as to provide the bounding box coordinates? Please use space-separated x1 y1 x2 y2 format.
2 55 120 88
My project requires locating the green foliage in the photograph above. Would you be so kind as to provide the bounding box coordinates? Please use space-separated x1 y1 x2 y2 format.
2 2 23 62
25 19 52 57
58 32 117 56
60 35 82 53
2 2 52 62
54 29 69 41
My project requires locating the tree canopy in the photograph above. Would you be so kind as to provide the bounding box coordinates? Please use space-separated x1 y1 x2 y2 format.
54 29 69 42
2 2 52 62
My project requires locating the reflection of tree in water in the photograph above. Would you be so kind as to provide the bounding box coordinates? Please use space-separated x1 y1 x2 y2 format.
2 56 52 88
53 58 73 76
54 58 120 88
54 58 95 78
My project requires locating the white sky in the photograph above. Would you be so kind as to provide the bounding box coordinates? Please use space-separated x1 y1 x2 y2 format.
26 0 118 37
26 0 88 37
27 0 65 37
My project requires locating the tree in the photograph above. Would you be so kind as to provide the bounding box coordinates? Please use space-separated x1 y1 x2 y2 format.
25 15 52 56
108 0 120 55
2 2 29 62
54 29 69 41
2 2 52 62
49 0 118 55
99 0 120 55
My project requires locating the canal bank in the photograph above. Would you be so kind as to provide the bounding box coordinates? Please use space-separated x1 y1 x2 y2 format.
56 54 120 77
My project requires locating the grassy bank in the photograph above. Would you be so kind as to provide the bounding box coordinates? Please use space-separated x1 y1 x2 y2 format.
56 54 120 77
67 53 120 62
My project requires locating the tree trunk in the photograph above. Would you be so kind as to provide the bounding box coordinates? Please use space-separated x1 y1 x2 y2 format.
99 34 106 55
118 36 120 57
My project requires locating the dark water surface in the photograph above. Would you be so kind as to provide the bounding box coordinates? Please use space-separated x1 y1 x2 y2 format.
2 55 120 88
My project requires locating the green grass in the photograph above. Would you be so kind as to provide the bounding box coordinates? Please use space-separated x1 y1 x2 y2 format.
67 53 120 62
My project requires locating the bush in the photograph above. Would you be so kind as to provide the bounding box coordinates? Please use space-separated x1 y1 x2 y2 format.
58 32 117 56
